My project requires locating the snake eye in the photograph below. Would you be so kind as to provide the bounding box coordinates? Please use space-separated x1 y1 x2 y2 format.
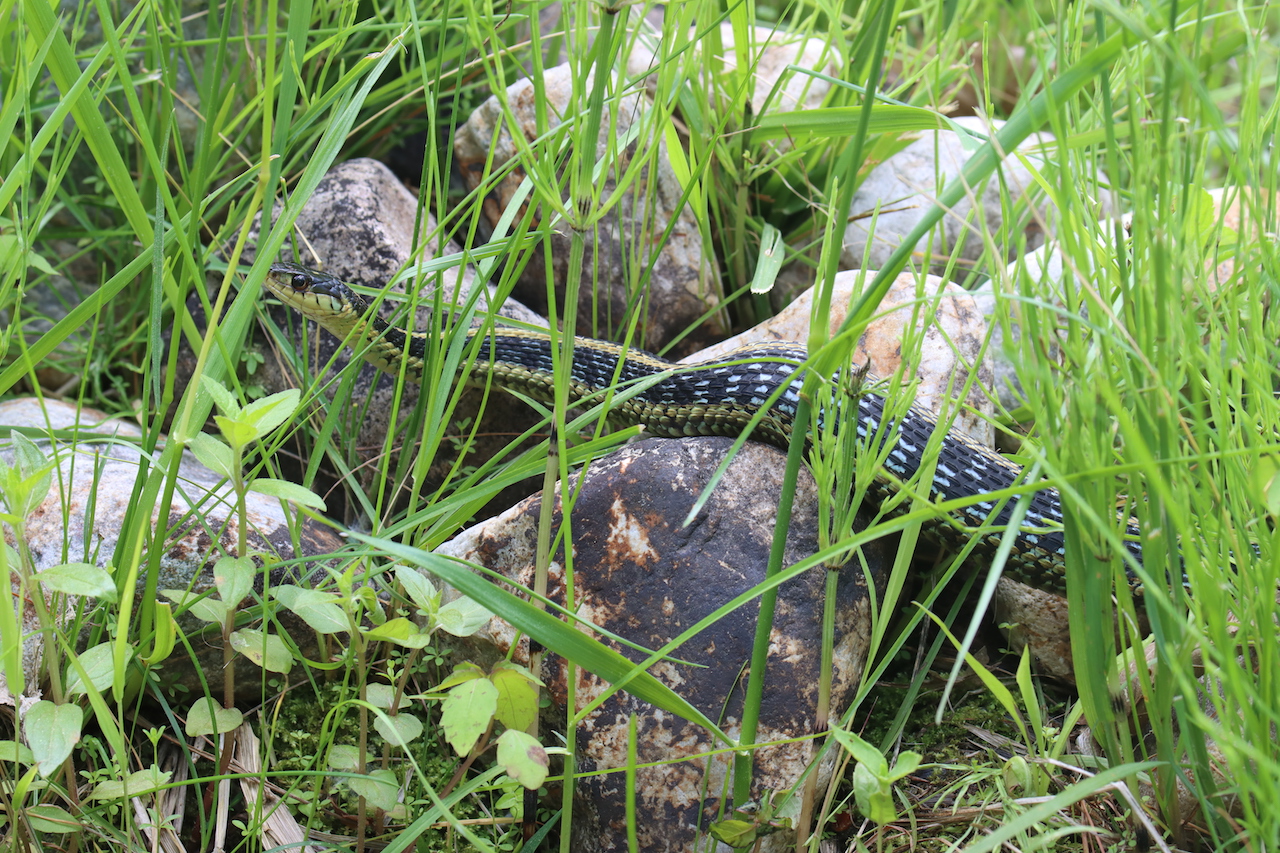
291 273 311 291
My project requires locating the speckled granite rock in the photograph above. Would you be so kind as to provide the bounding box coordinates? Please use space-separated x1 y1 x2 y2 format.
454 63 722 351
0 398 343 704
174 159 549 512
695 269 995 445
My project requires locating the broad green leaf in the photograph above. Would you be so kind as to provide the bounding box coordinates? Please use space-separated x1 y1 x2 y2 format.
239 388 300 437
201 376 238 418
274 584 347 633
23 701 82 776
852 761 896 825
496 729 548 790
35 562 118 601
346 768 399 811
365 683 396 708
162 589 228 624
185 700 243 737
214 555 255 611
328 744 361 771
88 767 171 801
431 661 487 692
26 804 78 834
66 643 129 697
441 678 498 755
363 617 432 648
3 431 54 519
491 663 541 731
251 478 327 510
436 597 493 637
229 629 293 673
0 738 34 764
373 712 423 747
189 434 234 480
830 728 888 776
395 565 439 614
214 414 257 451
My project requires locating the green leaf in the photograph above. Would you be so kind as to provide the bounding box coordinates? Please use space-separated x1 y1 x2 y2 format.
214 414 258 450
491 663 541 731
162 589 228 624
214 555 255 611
250 478 327 510
830 728 888 776
65 643 129 697
201 376 239 419
496 729 548 790
852 761 896 825
441 678 498 755
751 104 948 141
0 738 35 765
229 629 293 673
327 744 361 771
35 562 118 601
365 683 397 708
2 431 54 519
709 819 760 848
88 767 171 801
362 617 433 648
432 661 488 692
23 700 82 776
25 804 78 834
395 565 440 614
749 224 785 295
436 597 493 637
346 768 399 811
185 700 243 737
239 388 300 437
373 711 423 748
189 433 234 480
274 584 347 633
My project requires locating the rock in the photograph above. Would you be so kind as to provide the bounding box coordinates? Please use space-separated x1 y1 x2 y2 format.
627 22 840 152
175 159 548 511
1205 186 1279 291
436 437 890 853
454 63 722 351
693 269 995 444
0 398 343 704
841 117 1105 278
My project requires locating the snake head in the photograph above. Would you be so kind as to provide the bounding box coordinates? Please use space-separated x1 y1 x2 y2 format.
266 261 329 294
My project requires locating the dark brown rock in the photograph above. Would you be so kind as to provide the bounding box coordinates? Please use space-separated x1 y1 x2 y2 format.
437 436 890 853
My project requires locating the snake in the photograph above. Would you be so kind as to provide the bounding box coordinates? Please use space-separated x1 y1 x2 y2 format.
263 261 1148 597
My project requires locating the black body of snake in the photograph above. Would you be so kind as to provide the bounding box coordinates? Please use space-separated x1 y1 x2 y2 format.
263 261 1147 597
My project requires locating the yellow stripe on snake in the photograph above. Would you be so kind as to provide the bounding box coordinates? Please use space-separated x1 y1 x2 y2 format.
263 262 1149 598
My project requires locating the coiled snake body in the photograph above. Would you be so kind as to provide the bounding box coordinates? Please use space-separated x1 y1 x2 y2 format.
263 262 1147 597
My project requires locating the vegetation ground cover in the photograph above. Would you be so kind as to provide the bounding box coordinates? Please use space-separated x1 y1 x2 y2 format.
2 0 1278 849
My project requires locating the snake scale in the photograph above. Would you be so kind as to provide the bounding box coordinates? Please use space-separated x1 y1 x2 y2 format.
263 262 1148 598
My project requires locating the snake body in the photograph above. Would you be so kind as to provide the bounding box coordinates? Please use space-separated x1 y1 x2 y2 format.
263 262 1146 596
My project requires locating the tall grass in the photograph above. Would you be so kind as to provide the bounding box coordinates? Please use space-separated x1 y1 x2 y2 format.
2 0 1278 848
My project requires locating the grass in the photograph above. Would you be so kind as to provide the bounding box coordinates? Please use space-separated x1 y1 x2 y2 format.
2 0 1279 849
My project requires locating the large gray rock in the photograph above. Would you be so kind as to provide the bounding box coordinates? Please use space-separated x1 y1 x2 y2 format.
841 117 1107 278
175 159 549 513
454 63 722 352
0 398 343 704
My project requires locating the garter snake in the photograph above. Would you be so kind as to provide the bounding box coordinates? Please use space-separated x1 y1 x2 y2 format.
263 261 1147 597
